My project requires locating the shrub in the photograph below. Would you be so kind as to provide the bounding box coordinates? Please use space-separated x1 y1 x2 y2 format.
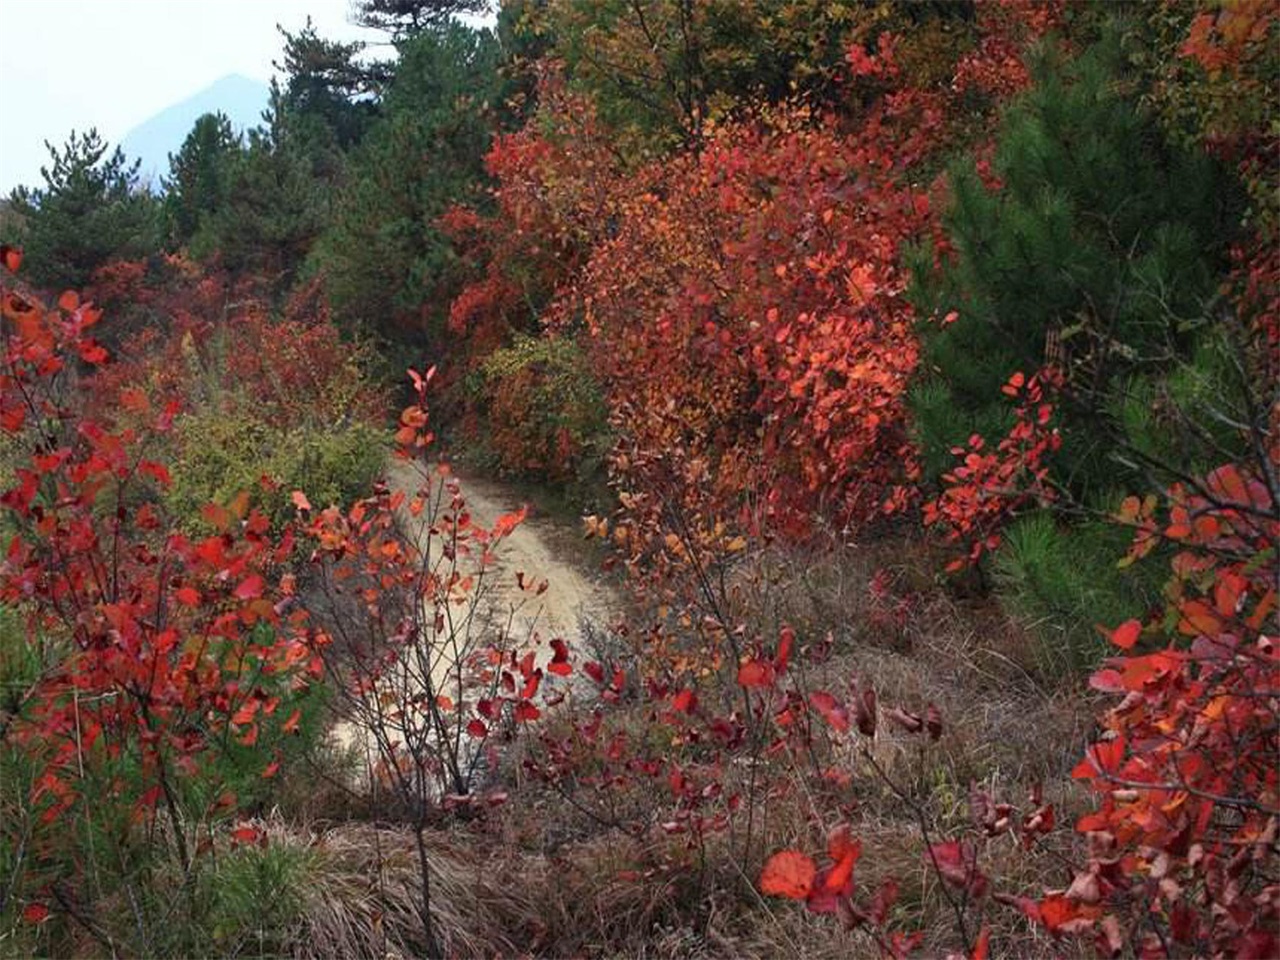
991 512 1162 678
468 333 610 486
165 409 386 532
909 32 1241 499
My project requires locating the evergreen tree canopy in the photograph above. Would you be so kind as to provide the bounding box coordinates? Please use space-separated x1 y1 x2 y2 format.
307 23 502 345
274 18 382 151
8 129 162 290
164 112 240 246
353 0 492 40
197 93 332 285
909 34 1241 495
528 0 956 159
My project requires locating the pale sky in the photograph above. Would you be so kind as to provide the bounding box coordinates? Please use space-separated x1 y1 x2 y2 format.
0 0 389 193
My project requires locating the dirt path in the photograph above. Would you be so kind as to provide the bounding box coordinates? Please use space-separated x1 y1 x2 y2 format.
388 460 618 661
332 462 619 755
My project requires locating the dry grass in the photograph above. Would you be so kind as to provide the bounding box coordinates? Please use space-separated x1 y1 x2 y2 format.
254 530 1105 959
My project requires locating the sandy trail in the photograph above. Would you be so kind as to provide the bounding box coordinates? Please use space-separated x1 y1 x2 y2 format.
389 460 617 660
331 461 618 755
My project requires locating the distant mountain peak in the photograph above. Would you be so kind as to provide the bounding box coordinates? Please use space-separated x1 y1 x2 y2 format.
120 75 271 191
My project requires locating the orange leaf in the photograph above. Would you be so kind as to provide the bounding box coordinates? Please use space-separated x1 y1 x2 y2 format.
1177 600 1220 636
1107 619 1142 650
291 490 312 511
825 841 861 892
0 244 21 273
738 659 775 688
201 502 231 532
760 850 816 900
775 625 795 672
118 387 150 414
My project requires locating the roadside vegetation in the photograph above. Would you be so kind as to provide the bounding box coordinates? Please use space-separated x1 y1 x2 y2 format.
1 1 1275 957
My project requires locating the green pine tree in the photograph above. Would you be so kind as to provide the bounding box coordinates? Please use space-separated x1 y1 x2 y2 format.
909 28 1250 676
195 89 335 286
8 129 162 291
909 32 1242 494
307 23 502 346
164 112 241 247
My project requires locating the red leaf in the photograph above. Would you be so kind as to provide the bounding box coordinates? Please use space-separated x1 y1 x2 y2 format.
824 840 861 892
1036 893 1080 935
234 574 265 601
282 709 302 735
230 824 266 846
57 290 80 312
738 658 775 688
548 637 572 675
1107 619 1142 650
1073 736 1125 780
519 670 542 700
550 637 570 663
583 661 605 684
1001 371 1026 396
925 702 942 741
77 340 108 364
291 490 311 511
232 699 260 726
671 688 697 713
518 649 537 678
926 840 982 891
867 878 899 926
514 701 540 722
466 718 488 738
1087 668 1124 693
1205 462 1251 507
855 685 877 736
174 586 200 607
994 891 1041 924
22 903 49 924
887 706 923 733
827 824 859 862
139 460 170 486
971 926 991 960
775 625 795 672
810 691 849 732
760 850 816 900
0 244 21 273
